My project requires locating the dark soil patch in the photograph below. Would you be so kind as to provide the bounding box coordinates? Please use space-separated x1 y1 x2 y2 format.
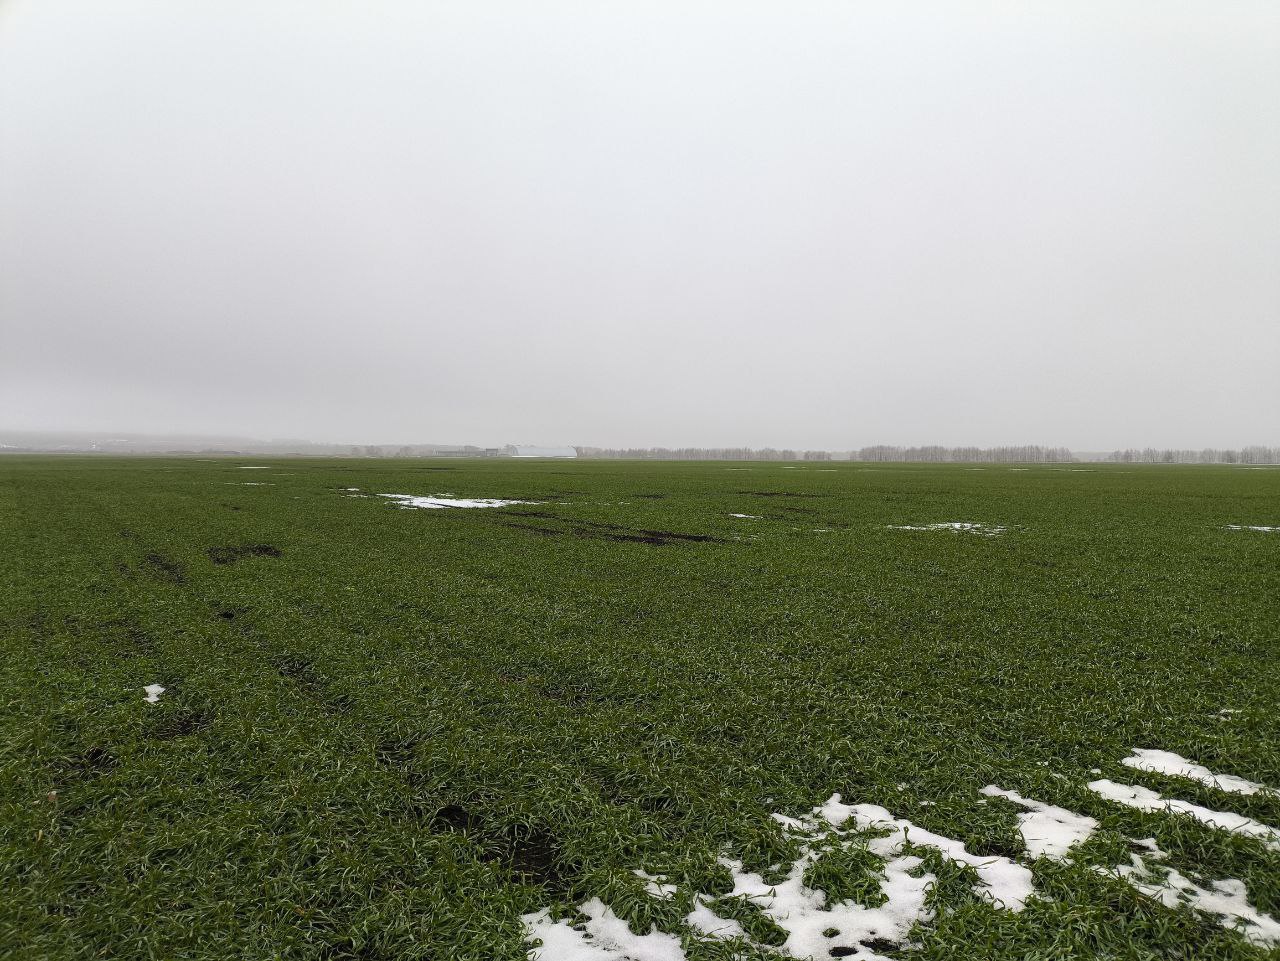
568 519 725 546
500 523 563 537
860 939 899 954
433 804 483 832
637 528 719 542
375 734 426 772
145 707 214 740
503 827 566 888
739 491 829 498
274 654 323 689
271 654 349 714
576 529 670 545
57 746 118 785
212 604 245 621
207 543 282 565
143 552 186 584
968 836 1023 859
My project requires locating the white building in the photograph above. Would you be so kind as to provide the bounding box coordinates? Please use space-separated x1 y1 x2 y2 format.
508 445 577 458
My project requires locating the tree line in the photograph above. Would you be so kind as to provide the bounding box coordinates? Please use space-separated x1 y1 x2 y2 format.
853 445 1074 463
575 445 1072 462
1104 447 1279 464
574 447 832 461
577 445 1279 463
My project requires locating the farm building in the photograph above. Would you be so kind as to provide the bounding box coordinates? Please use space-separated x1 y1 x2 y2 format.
507 445 577 458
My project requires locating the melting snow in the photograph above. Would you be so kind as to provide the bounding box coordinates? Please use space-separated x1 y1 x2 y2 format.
143 684 165 704
1122 749 1273 796
685 897 746 940
1088 780 1280 849
524 899 685 961
812 797 1035 910
523 794 1033 961
979 786 1098 859
886 522 1007 536
377 493 539 510
1105 855 1280 947
633 870 677 900
524 764 1280 959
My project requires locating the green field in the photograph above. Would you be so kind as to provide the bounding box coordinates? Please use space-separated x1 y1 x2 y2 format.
2 457 1278 960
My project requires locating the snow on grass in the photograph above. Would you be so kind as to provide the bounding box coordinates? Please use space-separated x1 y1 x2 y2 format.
377 493 540 510
886 522 1007 537
237 466 271 469
523 793 1036 961
633 870 677 900
685 897 746 940
715 795 1032 958
523 899 685 961
979 786 1098 859
1104 855 1280 947
143 684 165 704
1088 780 1280 849
813 796 1035 910
728 513 760 519
1122 749 1274 796
1225 524 1279 532
522 771 1280 959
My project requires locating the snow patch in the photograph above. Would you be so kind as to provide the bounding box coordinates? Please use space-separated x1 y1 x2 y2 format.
633 870 677 900
813 796 1035 910
979 786 1098 859
377 493 539 510
1088 780 1280 849
1104 855 1280 947
523 794 1034 961
685 897 745 940
728 513 760 519
1225 524 1279 532
1122 749 1274 796
886 522 1007 537
523 899 685 961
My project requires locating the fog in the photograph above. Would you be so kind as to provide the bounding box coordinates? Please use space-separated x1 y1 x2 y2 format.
1 1 1276 448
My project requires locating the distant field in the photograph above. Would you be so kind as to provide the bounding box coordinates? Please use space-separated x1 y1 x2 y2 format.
2 457 1278 960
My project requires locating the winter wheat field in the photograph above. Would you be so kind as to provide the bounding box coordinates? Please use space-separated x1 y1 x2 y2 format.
2 457 1278 961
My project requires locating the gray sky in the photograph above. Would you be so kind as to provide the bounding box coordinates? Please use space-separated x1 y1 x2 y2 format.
2 1 1276 449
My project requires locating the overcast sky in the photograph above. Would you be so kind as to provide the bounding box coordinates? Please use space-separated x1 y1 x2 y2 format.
1 2 1276 449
